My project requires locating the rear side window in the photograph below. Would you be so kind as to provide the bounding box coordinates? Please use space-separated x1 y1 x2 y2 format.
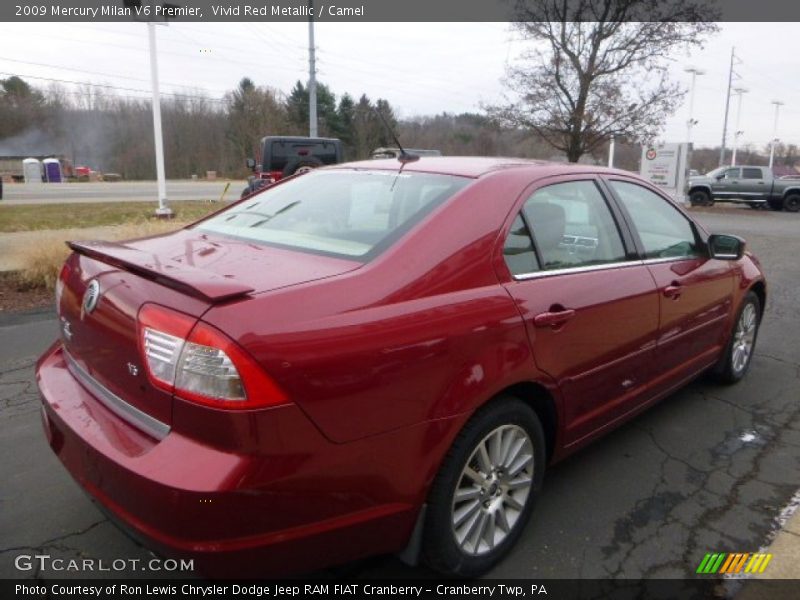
522 180 626 270
742 168 763 179
503 215 539 275
608 180 701 259
196 170 469 259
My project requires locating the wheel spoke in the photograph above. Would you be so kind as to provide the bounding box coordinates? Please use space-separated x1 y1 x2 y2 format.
507 475 533 490
454 486 483 503
503 435 526 469
496 503 511 532
476 443 493 475
483 512 496 550
488 429 503 466
504 494 525 511
453 499 481 528
463 467 487 487
508 453 533 477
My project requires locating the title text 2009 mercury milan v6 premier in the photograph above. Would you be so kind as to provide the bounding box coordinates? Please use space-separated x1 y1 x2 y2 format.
37 157 765 576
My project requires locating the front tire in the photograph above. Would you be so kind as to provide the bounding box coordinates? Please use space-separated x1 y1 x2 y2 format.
690 190 712 207
713 291 761 384
422 397 546 577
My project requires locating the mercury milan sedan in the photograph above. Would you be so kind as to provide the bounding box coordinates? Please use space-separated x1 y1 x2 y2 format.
37 157 765 577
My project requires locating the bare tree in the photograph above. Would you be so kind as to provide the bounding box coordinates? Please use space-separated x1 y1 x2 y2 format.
487 0 718 162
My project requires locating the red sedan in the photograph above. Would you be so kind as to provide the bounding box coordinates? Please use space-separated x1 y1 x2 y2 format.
37 157 765 577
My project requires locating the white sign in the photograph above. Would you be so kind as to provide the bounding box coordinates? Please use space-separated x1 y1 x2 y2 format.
639 143 689 202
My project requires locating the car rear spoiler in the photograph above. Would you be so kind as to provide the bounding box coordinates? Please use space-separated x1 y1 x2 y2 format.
67 240 255 303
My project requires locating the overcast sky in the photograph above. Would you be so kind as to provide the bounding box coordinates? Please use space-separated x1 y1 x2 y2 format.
1 21 798 152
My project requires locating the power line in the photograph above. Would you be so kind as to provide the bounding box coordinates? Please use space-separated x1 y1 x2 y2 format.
0 71 227 103
0 56 230 95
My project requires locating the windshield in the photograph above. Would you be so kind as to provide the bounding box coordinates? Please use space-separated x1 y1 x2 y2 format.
196 169 470 259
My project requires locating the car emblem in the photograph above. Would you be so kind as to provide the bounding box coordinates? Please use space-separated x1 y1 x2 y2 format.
82 279 101 316
127 363 139 376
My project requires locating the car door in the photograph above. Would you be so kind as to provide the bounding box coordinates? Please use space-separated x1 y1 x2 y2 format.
605 178 734 395
713 167 741 198
741 167 768 199
499 176 660 446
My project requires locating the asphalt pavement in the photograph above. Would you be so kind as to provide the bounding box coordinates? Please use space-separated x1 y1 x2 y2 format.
0 180 247 205
1 207 799 583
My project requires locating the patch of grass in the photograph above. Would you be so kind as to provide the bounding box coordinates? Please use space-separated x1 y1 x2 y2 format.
15 221 191 291
0 200 224 233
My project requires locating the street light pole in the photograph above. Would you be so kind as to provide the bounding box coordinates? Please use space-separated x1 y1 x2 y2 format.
147 21 172 217
307 1 318 138
768 100 784 170
608 135 615 168
730 87 747 166
684 67 704 145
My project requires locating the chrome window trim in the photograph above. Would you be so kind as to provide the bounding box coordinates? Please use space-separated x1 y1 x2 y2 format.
641 255 701 265
512 254 704 280
512 260 641 281
64 350 170 441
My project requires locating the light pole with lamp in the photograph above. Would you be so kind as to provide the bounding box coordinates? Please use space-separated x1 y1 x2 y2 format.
768 100 784 170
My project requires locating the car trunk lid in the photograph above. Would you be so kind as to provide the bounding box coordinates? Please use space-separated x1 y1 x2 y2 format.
59 230 362 434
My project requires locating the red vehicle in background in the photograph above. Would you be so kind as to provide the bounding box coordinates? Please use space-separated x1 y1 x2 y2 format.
38 157 765 576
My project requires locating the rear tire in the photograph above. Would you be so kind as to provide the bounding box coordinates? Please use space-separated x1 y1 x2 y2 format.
422 397 546 577
690 190 712 207
783 193 800 213
712 291 761 385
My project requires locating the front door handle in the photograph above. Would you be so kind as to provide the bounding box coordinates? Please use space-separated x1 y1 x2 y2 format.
533 308 576 328
663 283 682 299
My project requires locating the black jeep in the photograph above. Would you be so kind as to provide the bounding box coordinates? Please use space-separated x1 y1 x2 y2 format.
242 136 343 198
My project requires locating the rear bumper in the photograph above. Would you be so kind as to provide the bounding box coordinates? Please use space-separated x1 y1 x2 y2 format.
36 342 420 576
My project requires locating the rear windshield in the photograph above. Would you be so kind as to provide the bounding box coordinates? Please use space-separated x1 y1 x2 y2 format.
195 169 470 259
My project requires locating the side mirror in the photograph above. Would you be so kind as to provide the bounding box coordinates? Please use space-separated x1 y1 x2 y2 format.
245 158 256 170
708 234 745 260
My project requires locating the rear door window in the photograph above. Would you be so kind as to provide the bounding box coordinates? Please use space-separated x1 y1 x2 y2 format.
742 168 763 179
521 180 626 271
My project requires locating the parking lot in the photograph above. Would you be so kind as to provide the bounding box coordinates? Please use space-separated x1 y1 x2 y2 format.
1 206 799 580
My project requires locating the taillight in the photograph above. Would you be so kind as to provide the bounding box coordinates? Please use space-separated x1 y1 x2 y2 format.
55 262 71 316
137 304 288 409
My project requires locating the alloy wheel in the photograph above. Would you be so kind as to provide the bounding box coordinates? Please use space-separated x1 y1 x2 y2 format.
732 302 757 374
450 424 534 556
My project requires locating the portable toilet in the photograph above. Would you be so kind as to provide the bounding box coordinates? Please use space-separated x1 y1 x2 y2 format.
23 158 42 183
43 158 62 183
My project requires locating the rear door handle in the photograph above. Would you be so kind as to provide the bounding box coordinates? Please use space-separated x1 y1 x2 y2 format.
663 283 682 299
533 309 576 328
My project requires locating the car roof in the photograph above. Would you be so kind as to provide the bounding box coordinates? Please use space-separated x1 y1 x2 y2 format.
334 156 633 179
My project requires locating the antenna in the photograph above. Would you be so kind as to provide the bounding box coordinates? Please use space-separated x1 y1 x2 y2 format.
373 108 418 163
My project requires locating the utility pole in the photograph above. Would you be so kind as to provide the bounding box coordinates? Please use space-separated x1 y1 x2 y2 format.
730 87 747 166
684 67 704 145
768 100 784 170
147 20 172 217
307 0 318 137
719 47 740 167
